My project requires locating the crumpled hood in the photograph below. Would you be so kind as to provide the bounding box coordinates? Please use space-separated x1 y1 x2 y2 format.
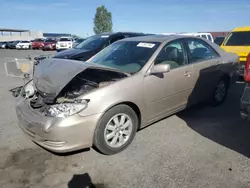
53 48 92 60
33 58 93 99
33 58 125 100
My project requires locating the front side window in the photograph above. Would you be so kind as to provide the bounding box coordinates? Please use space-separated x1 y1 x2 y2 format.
155 40 186 69
224 31 250 46
88 41 160 74
186 39 219 63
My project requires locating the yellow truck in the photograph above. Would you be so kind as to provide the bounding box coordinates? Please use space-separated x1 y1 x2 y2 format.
221 26 250 76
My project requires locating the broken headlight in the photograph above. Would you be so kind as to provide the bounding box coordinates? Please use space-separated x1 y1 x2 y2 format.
45 100 88 118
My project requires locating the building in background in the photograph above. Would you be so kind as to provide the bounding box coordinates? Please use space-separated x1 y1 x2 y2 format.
0 28 43 42
0 28 72 42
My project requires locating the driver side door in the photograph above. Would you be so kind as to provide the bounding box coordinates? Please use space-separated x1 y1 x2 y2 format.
143 39 195 123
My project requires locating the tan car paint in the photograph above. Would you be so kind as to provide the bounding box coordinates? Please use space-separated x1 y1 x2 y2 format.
15 35 238 153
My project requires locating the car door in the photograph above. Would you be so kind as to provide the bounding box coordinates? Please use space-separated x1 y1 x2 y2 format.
143 39 195 122
184 38 222 104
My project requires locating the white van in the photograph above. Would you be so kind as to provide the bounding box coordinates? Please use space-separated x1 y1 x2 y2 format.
180 32 214 42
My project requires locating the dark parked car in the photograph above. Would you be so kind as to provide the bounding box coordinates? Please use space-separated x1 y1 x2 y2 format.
214 36 225 46
9 41 21 49
42 38 57 51
73 38 85 47
53 32 147 61
0 41 8 49
5 41 13 49
240 53 250 120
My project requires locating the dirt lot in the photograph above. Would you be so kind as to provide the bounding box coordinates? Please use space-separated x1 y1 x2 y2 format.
0 50 250 188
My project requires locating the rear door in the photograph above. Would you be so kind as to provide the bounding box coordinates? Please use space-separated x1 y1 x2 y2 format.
184 38 222 104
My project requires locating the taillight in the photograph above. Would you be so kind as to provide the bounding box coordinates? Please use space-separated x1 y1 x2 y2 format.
244 52 250 81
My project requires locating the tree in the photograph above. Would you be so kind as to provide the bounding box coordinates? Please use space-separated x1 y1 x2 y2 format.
93 5 112 34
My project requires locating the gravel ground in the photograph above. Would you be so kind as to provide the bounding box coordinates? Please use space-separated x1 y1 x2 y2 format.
0 50 249 188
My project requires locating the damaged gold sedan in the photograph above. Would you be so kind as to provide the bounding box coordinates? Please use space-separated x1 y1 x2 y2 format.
15 35 238 155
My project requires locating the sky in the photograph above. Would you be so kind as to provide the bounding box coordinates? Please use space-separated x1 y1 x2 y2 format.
0 0 250 37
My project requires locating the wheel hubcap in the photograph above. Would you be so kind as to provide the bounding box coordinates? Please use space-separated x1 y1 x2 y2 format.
104 113 133 148
214 81 226 102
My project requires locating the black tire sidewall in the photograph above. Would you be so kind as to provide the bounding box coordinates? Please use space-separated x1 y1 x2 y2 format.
212 78 228 106
94 104 138 155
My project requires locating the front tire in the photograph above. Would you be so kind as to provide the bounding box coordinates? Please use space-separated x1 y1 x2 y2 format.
93 105 138 155
211 77 229 106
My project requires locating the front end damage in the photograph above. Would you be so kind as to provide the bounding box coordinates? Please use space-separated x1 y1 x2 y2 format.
15 58 128 152
25 67 127 117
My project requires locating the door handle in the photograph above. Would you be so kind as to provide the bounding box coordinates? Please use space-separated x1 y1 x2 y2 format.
184 71 191 77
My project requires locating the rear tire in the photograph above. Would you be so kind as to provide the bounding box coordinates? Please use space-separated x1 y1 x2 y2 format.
93 104 138 155
211 77 229 106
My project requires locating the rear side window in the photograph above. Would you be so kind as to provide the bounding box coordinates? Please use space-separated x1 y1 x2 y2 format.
186 39 219 63
207 35 213 41
224 31 250 46
201 35 207 39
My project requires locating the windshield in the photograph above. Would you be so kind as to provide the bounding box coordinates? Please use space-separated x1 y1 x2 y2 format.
34 38 44 42
88 41 160 74
224 31 250 46
45 39 55 42
75 38 85 43
59 38 71 41
74 35 108 50
21 41 30 43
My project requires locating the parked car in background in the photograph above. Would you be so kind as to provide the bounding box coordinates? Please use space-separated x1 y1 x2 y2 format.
73 38 85 47
221 26 250 76
214 36 225 46
240 53 250 120
32 38 45 49
53 32 148 61
42 38 57 51
16 40 31 49
0 41 7 49
9 41 21 49
16 35 238 155
5 41 13 49
180 33 214 43
56 37 73 51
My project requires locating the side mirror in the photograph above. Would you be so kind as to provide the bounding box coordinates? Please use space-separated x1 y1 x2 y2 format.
150 64 170 75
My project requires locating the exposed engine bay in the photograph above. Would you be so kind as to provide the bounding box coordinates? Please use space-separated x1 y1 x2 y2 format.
23 68 128 110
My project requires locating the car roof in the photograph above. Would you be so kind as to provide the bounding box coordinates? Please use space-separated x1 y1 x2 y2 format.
95 32 146 37
121 34 194 43
233 26 250 32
